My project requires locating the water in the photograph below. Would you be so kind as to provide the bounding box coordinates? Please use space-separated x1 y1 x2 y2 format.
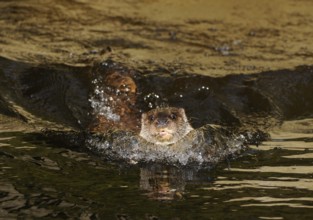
1 0 313 219
1 128 313 219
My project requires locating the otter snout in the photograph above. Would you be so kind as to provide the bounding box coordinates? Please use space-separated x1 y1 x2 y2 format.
155 115 169 127
140 107 194 145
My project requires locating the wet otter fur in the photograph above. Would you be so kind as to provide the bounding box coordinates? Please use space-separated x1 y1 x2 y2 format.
140 107 194 145
87 63 194 146
88 66 141 133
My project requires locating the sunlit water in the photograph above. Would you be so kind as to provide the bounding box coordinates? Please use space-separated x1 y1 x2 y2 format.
1 0 313 219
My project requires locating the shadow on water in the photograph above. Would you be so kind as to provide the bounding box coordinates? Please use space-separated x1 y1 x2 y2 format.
1 57 313 218
1 56 313 130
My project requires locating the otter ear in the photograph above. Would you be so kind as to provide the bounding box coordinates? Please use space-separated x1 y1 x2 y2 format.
177 108 186 115
178 108 188 121
141 112 147 120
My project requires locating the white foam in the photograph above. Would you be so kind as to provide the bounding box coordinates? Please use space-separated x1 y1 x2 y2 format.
86 125 247 166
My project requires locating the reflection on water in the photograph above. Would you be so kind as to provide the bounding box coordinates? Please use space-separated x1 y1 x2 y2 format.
140 164 187 200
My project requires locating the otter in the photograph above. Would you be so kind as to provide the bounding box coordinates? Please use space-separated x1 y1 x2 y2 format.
88 68 141 133
140 107 194 145
87 63 194 146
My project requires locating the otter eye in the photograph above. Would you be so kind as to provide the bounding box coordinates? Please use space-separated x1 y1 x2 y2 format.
148 115 155 122
170 113 177 120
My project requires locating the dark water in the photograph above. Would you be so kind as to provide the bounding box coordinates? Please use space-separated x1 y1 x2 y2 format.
1 129 313 219
1 0 313 219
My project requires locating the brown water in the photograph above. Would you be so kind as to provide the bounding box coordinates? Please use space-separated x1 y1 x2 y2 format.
1 0 313 219
1 0 313 75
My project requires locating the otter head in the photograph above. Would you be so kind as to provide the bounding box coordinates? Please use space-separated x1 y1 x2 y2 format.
140 107 194 145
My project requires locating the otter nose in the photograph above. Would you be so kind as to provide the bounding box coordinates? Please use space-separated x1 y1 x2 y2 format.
156 117 168 127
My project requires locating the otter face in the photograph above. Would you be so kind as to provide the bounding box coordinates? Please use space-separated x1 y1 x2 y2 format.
104 72 137 94
140 107 193 145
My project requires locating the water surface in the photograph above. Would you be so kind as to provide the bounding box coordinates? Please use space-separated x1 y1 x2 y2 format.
1 0 313 219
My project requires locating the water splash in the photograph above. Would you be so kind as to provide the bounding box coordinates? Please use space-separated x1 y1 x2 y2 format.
85 125 247 166
88 77 121 122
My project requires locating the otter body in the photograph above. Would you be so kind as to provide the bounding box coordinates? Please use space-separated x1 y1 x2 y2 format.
88 66 141 133
140 107 194 145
